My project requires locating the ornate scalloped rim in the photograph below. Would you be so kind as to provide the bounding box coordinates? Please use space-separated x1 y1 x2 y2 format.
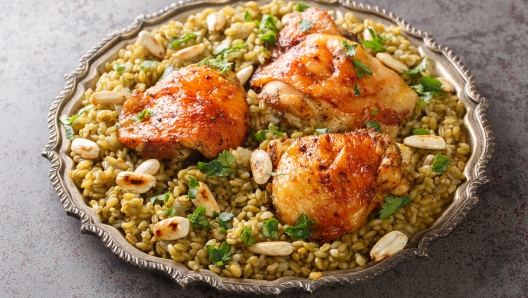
42 0 494 294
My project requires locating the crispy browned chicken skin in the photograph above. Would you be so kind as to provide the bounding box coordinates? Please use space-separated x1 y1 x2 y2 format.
272 129 411 243
251 7 418 137
117 65 249 160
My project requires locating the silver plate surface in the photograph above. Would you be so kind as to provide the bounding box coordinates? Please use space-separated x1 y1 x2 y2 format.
42 0 494 294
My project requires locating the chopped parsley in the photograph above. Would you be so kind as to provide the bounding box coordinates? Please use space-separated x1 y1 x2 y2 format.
164 207 177 217
198 150 237 177
284 214 316 240
354 84 361 96
412 77 445 106
150 191 172 205
197 57 233 74
214 42 248 58
431 155 450 174
258 15 279 45
217 212 233 235
157 64 174 82
315 128 330 135
136 109 152 122
262 217 279 239
187 176 200 200
206 242 231 266
139 60 158 71
379 195 412 219
59 104 95 140
404 57 429 76
244 10 253 22
353 59 373 78
341 40 358 57
114 62 131 75
413 128 430 135
259 31 277 45
169 32 199 48
370 108 379 115
253 125 284 141
187 205 212 231
361 28 389 52
298 18 313 32
240 226 256 246
294 2 311 12
365 119 382 133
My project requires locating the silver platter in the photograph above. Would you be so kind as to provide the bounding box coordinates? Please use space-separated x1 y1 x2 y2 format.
42 0 494 294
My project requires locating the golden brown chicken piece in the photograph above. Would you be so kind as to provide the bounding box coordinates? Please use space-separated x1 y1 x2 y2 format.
117 65 249 160
271 129 411 243
251 9 418 137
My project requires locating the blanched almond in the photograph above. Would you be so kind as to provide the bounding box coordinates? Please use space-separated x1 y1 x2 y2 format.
250 150 272 185
134 159 160 176
266 139 283 167
376 53 409 73
89 91 126 105
191 182 221 217
247 241 293 256
173 44 205 60
370 231 408 262
436 77 455 93
138 31 165 59
403 135 446 150
71 138 100 159
236 65 253 85
153 217 190 240
116 171 156 194
206 12 226 32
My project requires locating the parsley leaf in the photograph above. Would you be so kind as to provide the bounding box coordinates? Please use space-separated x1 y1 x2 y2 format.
206 242 231 266
315 128 330 135
294 2 311 12
164 207 177 217
198 150 237 177
404 57 429 76
413 128 430 135
258 15 279 45
370 108 379 114
253 125 284 141
187 205 212 231
197 57 233 74
150 191 172 205
240 226 256 246
284 214 316 240
114 62 131 75
361 28 388 52
354 84 361 96
262 217 279 239
139 60 158 71
353 59 373 78
136 109 152 122
187 176 200 200
431 154 450 174
169 32 199 48
217 212 233 235
341 40 357 57
244 10 253 22
298 18 313 32
59 104 95 140
217 151 236 168
259 31 277 45
157 64 174 82
379 195 412 219
253 130 268 141
412 77 445 106
365 120 382 133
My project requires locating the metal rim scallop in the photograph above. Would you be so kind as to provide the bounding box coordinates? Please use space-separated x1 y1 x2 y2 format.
42 0 494 294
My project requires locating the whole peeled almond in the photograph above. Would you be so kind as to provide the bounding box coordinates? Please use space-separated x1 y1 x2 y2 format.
247 241 293 256
134 159 160 176
250 150 273 185
370 231 408 262
116 171 156 194
153 217 190 240
71 138 100 159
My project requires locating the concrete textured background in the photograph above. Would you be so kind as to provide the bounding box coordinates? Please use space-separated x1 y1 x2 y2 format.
0 0 526 297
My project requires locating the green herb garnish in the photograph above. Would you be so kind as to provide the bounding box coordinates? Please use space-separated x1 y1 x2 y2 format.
139 60 158 71
187 176 200 200
412 77 444 106
354 84 361 96
59 104 95 140
217 212 233 235
298 18 313 32
197 57 233 74
136 109 152 122
198 150 237 177
262 217 279 239
294 2 311 12
206 242 231 266
214 42 249 58
284 214 316 240
240 226 256 246
169 32 199 48
412 128 430 135
157 64 174 82
379 195 412 219
259 31 277 45
315 128 330 135
341 40 357 57
353 59 373 78
187 205 212 231
164 207 177 217
431 154 450 174
404 57 429 76
258 15 279 45
114 62 131 75
370 108 379 114
365 119 382 133
361 28 389 52
150 191 172 205
244 10 253 22
253 125 284 141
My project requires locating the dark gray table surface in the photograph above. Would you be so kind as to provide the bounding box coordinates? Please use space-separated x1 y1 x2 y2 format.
1 0 526 297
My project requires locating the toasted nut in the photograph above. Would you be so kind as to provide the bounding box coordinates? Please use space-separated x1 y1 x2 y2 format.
116 171 156 194
173 44 205 60
191 182 221 217
134 159 160 176
247 241 293 256
236 65 253 85
376 53 409 73
436 77 455 93
206 12 226 32
363 24 373 41
71 138 100 159
153 217 190 240
281 13 298 25
89 91 126 105
266 139 283 167
250 150 273 185
138 31 165 59
403 135 446 150
370 231 408 262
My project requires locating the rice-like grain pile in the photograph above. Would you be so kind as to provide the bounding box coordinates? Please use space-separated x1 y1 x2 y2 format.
65 0 468 281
